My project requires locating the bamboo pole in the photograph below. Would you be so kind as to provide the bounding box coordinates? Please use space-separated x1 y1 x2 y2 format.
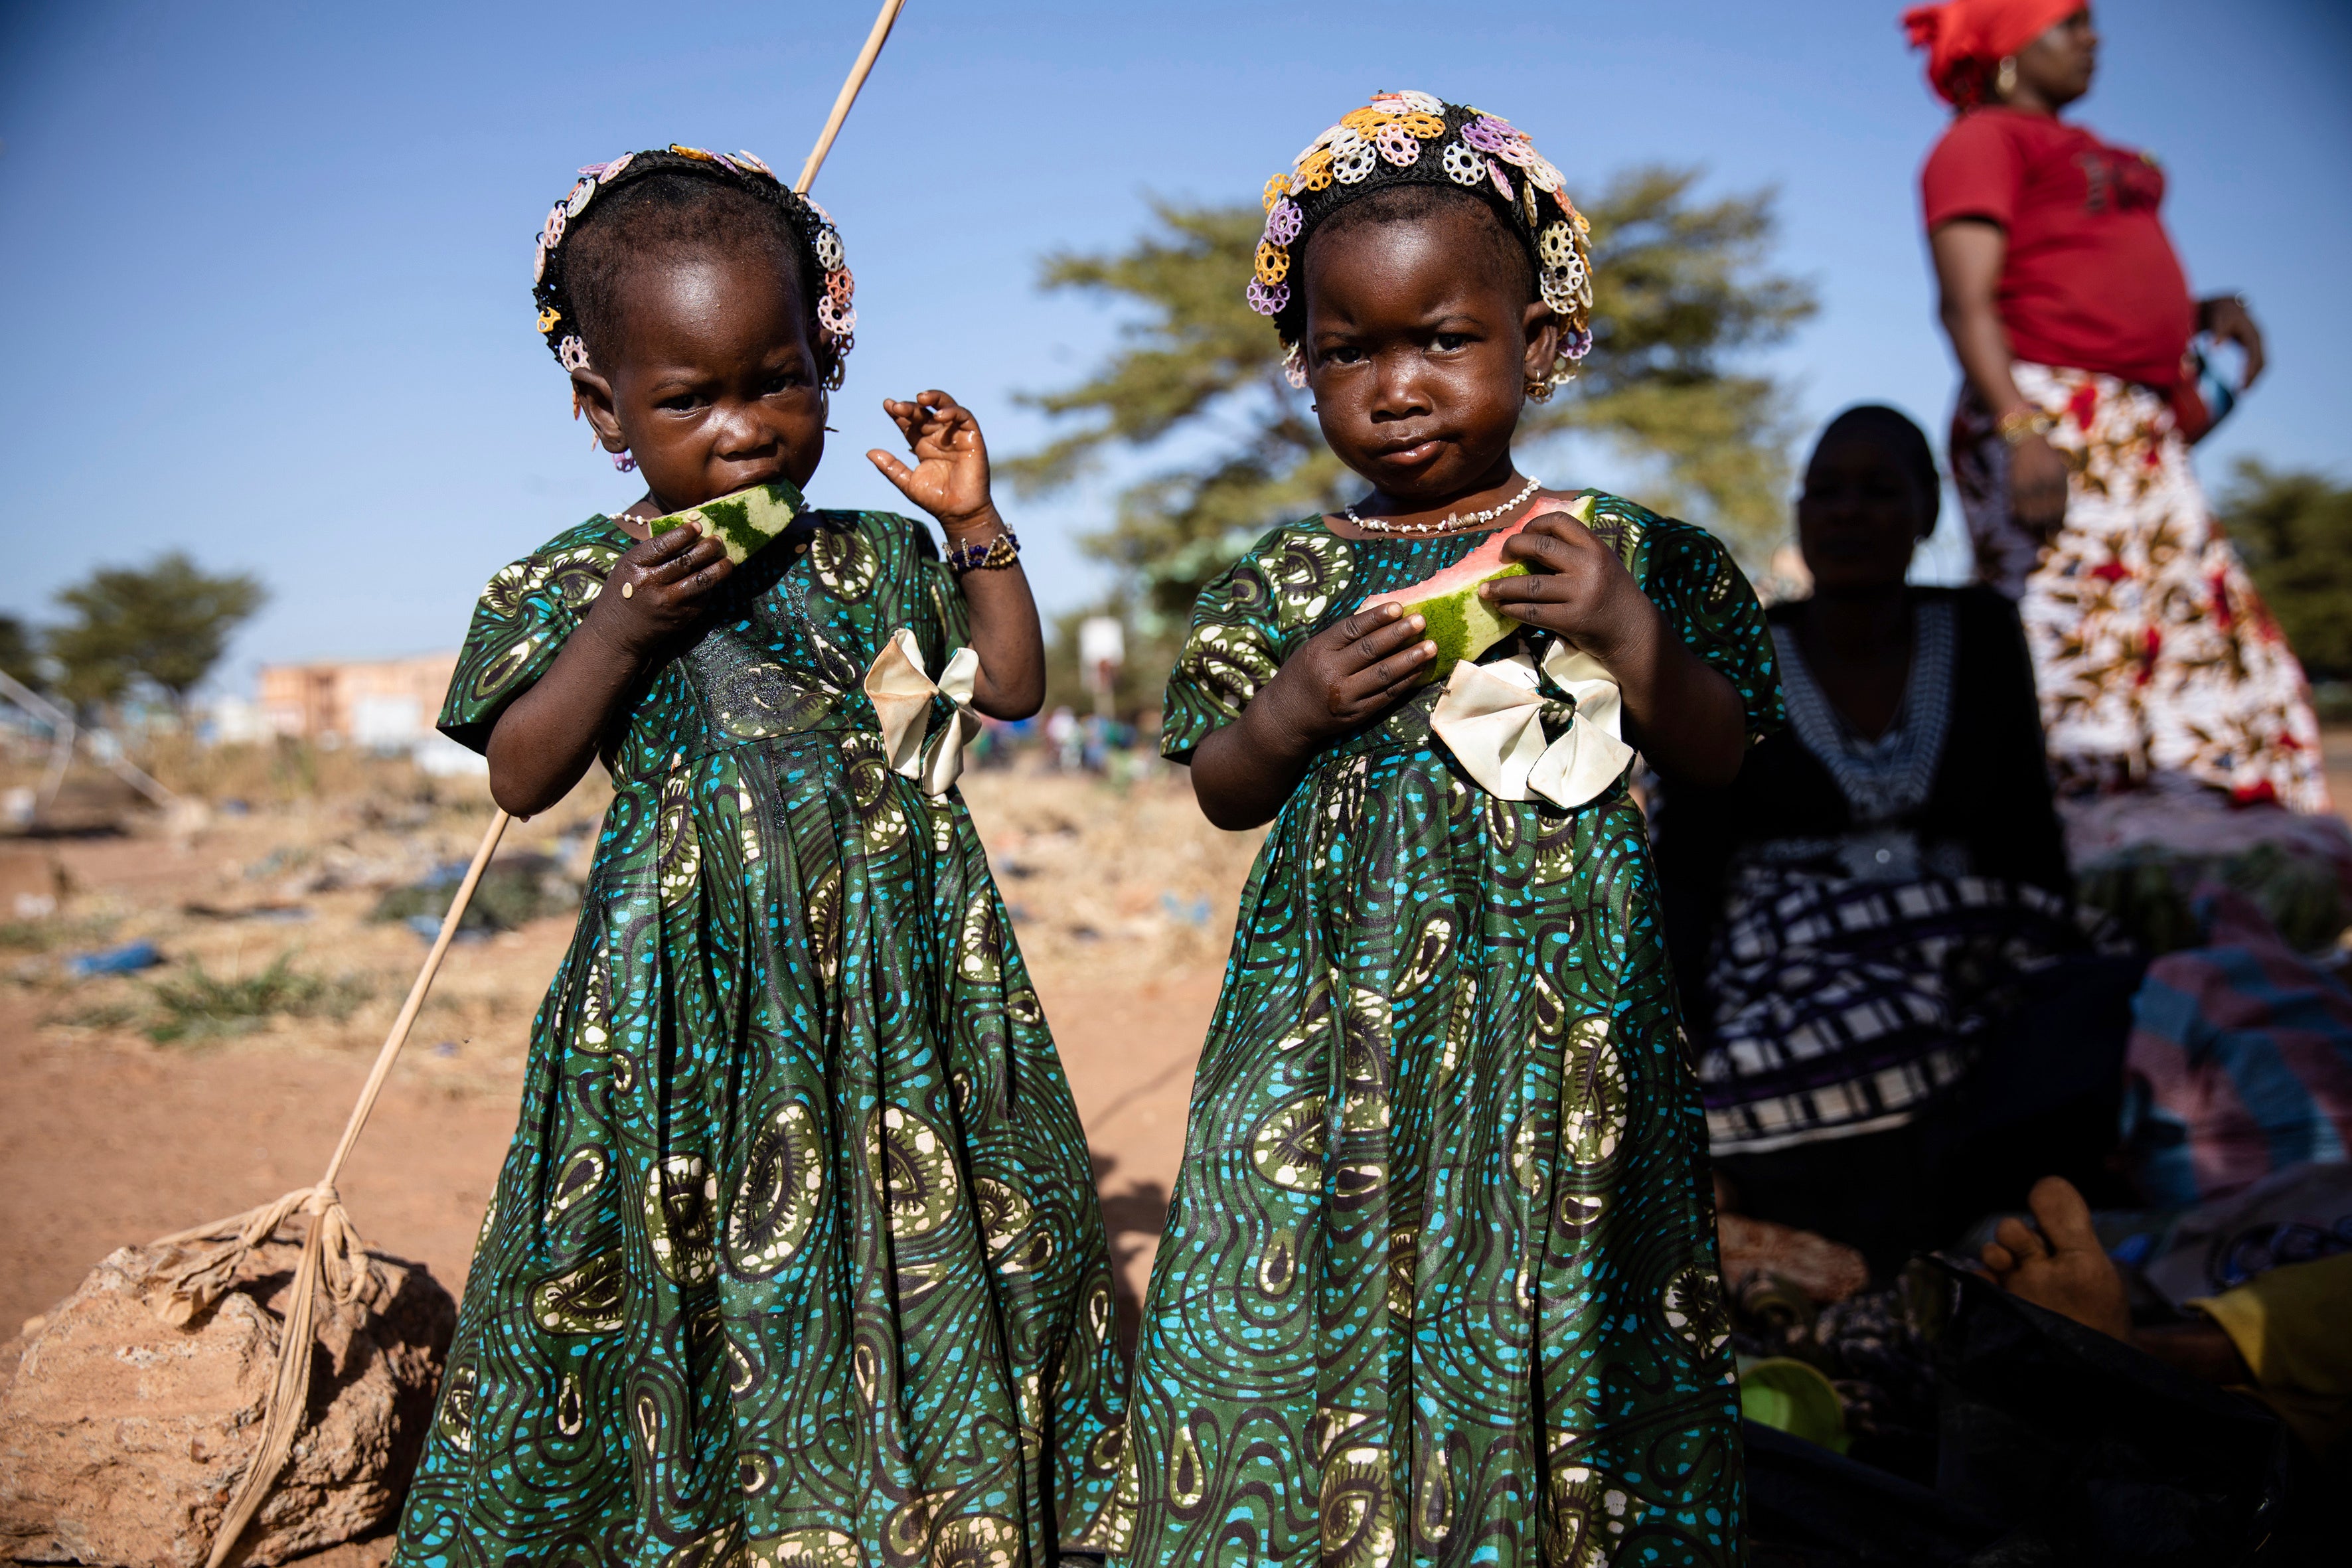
179 5 913 1561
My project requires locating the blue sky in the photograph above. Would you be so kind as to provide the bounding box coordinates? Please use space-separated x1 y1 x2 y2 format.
3 0 2347 692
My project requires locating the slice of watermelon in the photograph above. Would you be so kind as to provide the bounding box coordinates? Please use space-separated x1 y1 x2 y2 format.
644 479 806 566
1358 493 1594 682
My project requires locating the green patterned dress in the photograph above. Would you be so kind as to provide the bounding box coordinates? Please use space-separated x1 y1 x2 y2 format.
394 508 1125 1568
1093 495 1778 1568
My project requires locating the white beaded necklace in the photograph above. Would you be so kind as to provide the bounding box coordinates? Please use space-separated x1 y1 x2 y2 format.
1344 475 1541 537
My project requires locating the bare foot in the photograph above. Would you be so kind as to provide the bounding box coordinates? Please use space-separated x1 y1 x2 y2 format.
1979 1175 2132 1342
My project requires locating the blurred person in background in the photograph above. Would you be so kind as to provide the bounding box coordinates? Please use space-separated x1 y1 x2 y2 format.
1654 406 2137 1273
1907 1 2331 822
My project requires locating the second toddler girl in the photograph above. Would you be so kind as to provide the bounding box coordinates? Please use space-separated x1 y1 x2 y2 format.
1094 95 1779 1567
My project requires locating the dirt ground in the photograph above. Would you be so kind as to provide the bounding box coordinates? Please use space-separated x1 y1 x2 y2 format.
0 759 1263 1561
0 761 1263 1338
3 734 2348 1565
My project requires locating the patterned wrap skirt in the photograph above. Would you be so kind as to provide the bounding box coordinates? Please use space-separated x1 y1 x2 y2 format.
1951 362 2329 811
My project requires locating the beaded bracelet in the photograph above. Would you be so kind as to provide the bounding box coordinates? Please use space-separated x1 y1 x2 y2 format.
945 528 1021 574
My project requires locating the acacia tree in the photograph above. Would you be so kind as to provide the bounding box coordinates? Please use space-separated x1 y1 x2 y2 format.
0 615 39 692
47 552 268 716
1008 166 1815 706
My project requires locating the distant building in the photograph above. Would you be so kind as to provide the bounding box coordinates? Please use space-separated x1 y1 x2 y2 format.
202 694 274 745
257 654 459 748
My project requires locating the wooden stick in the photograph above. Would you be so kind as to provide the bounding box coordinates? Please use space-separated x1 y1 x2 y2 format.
322 809 510 1187
795 0 907 194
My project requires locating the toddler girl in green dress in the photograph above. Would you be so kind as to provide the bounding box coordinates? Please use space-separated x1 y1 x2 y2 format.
393 146 1123 1568
1093 96 1780 1567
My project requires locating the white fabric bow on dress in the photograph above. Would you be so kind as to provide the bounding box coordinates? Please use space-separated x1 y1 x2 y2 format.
1429 641 1634 809
862 628 983 797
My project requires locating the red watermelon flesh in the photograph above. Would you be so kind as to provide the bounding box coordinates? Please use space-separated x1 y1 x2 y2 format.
1359 493 1593 682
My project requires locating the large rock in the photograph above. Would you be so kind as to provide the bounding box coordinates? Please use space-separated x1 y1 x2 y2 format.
0 1239 454 1566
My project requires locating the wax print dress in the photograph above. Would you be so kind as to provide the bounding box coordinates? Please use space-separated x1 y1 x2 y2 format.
1091 495 1778 1568
394 509 1125 1568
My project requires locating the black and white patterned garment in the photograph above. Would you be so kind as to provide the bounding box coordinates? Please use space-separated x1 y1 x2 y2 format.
1697 602 2121 1153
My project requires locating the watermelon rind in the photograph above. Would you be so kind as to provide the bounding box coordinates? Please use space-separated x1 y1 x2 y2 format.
1358 493 1596 684
1387 562 1529 684
644 479 806 566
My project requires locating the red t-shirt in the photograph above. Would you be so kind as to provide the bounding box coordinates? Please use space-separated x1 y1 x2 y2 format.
1921 108 2195 389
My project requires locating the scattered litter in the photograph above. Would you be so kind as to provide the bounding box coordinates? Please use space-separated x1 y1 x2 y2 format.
374 853 577 935
243 846 311 882
405 914 488 945
1069 925 1101 942
431 1040 459 1058
67 941 163 978
1006 903 1034 923
182 902 313 924
1160 892 1213 927
216 798 252 817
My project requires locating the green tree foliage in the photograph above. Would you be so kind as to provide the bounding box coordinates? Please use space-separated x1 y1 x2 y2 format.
47 552 268 713
1006 167 1815 706
2221 459 2352 682
0 615 40 691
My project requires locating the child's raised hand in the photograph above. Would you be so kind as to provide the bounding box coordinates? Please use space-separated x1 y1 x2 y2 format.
588 524 734 656
1261 603 1436 747
1482 511 1656 664
868 390 996 534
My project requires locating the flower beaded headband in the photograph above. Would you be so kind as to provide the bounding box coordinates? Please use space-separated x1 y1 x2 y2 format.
530 144 857 390
1251 92 1595 398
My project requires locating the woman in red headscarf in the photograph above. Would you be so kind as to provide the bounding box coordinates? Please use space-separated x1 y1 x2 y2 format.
1907 2 2329 815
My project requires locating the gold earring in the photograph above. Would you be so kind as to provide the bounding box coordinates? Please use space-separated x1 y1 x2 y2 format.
1995 56 2017 99
1525 379 1555 403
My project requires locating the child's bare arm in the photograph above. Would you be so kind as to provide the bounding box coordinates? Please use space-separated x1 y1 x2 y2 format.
1186 605 1434 830
1481 515 1747 787
867 391 1044 719
485 524 733 816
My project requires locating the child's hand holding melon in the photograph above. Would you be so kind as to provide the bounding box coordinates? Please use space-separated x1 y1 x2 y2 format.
1479 505 1656 668
591 521 735 656
1255 604 1439 751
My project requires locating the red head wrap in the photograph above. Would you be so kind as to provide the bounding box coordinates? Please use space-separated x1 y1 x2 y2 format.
1903 0 2082 106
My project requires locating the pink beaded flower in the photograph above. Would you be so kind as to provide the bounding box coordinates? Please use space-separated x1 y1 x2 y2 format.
1246 279 1290 317
1373 123 1421 165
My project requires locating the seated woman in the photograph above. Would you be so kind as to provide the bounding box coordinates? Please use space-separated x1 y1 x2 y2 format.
1654 405 2136 1269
